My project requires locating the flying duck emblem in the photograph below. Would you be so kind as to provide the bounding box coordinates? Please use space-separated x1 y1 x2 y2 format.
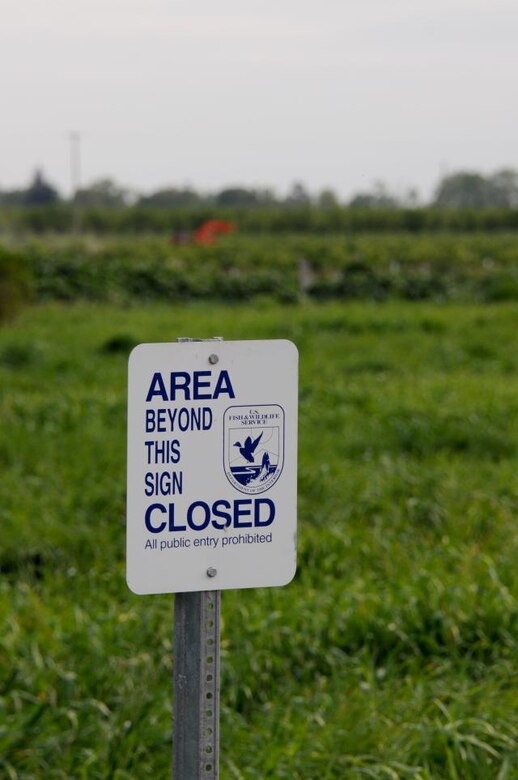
233 433 263 463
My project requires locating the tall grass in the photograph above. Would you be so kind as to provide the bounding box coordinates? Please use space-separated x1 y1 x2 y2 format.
0 300 517 778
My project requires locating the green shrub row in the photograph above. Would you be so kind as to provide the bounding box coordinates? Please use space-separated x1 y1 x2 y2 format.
3 233 518 306
0 246 32 322
1 204 518 235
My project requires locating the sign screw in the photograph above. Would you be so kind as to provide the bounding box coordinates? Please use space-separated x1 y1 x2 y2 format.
208 354 219 365
206 567 217 578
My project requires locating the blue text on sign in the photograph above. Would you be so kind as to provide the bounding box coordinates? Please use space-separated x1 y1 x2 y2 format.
144 498 275 533
146 370 235 402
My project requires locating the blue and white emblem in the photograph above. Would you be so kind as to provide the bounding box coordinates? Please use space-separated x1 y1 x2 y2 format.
224 405 284 494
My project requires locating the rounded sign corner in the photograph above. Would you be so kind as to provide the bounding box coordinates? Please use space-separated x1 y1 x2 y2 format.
128 343 146 366
126 573 147 596
277 560 297 588
282 339 299 358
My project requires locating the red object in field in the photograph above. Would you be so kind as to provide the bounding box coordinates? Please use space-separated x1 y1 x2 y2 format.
194 220 235 245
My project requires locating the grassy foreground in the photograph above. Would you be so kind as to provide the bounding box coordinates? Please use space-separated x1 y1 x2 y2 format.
1 300 518 779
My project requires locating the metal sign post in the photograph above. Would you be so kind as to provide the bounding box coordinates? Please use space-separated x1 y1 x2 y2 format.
173 338 222 780
173 590 220 779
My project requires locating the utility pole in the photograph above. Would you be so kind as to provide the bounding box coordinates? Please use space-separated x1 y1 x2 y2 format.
69 131 81 234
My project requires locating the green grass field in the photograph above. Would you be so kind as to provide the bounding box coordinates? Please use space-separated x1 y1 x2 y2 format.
1 299 518 778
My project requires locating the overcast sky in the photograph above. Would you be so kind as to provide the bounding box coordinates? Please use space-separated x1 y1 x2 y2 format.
1 0 517 200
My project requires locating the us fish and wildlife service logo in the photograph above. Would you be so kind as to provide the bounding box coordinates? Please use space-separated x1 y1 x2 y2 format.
223 405 285 494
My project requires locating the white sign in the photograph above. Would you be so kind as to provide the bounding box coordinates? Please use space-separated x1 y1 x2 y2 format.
127 339 298 594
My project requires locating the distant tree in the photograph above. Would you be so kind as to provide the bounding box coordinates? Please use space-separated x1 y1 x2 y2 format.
253 188 278 206
317 188 340 208
488 169 518 207
402 187 420 207
434 171 500 208
138 187 203 207
215 188 260 207
214 187 278 207
74 178 130 207
23 169 60 206
349 181 399 209
285 181 312 206
0 188 25 206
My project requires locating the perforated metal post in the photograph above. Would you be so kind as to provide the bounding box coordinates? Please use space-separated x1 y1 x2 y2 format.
173 338 222 779
173 591 220 779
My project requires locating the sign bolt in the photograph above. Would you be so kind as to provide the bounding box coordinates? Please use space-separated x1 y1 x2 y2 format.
208 354 219 365
206 567 217 578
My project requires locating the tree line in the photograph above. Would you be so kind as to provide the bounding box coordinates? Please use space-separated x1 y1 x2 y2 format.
1 168 517 209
